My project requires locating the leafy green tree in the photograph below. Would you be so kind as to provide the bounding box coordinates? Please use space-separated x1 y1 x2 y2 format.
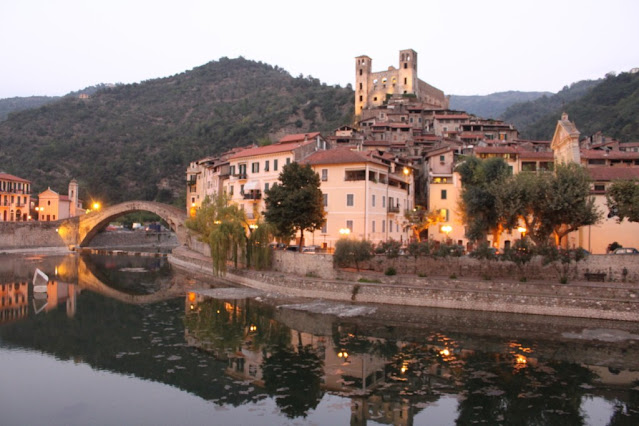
456 156 512 242
264 163 325 251
607 179 639 223
186 194 248 275
334 238 374 271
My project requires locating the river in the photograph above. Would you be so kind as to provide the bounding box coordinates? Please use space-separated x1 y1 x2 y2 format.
0 252 638 425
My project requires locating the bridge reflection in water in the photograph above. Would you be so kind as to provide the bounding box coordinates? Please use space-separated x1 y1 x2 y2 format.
185 290 639 424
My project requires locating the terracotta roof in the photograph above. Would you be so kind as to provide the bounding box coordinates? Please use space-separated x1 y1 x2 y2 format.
518 151 554 159
587 167 639 181
460 132 484 139
581 150 639 160
229 140 314 160
278 132 321 144
434 114 469 120
474 146 519 154
0 173 30 183
303 148 386 167
363 140 390 146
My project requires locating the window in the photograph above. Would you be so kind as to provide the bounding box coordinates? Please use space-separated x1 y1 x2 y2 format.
441 189 447 200
347 194 354 206
359 82 363 90
47 200 51 206
359 69 362 76
359 95 363 102
229 165 236 175
372 221 376 233
240 184 244 195
382 220 386 233
251 162 259 173
440 209 449 222
372 194 376 207
323 193 328 207
264 183 269 191
440 155 445 162
286 158 291 165
274 159 278 171
382 196 386 208
321 169 328 181
346 220 353 232
404 77 407 84
321 222 327 234
264 160 269 172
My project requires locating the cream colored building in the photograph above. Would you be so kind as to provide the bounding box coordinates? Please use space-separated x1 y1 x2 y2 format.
0 172 31 222
226 133 326 222
37 179 82 221
304 148 414 248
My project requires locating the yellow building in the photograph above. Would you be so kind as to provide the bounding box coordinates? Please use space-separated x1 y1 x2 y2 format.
355 49 449 115
0 172 31 222
37 179 83 221
225 133 326 222
304 147 414 248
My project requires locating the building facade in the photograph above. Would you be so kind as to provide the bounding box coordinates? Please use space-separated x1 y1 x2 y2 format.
0 173 31 222
37 179 83 221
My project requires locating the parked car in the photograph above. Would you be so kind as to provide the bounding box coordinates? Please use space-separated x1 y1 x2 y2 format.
268 243 287 250
286 245 300 252
302 245 320 253
613 247 639 255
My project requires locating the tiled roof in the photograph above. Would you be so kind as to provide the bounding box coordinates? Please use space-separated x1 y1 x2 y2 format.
518 151 554 159
278 132 321 144
303 148 386 167
0 173 30 183
587 167 639 181
434 114 469 120
229 140 314 160
581 149 639 160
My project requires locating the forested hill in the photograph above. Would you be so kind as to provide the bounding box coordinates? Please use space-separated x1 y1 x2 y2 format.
0 96 60 121
503 72 639 141
0 57 354 204
449 91 551 119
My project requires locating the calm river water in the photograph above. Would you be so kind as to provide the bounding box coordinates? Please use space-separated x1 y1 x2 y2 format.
1 252 638 425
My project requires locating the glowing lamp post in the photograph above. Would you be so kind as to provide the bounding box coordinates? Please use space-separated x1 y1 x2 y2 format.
339 228 351 237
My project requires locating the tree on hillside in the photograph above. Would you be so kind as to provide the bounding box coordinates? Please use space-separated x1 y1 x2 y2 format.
455 156 512 242
264 163 325 251
607 179 639 223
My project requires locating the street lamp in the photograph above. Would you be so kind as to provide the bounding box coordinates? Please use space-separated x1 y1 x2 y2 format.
517 226 527 238
339 228 351 236
92 202 101 211
441 225 452 243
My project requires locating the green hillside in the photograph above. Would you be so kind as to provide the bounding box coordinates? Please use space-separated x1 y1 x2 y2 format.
501 78 602 138
449 91 551 119
508 72 639 141
0 57 354 205
0 96 60 121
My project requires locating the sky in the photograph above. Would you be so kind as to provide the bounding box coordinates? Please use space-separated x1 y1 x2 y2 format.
1 0 638 99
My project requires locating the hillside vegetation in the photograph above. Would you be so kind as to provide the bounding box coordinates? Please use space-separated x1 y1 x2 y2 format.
0 96 60 121
512 72 639 141
501 78 602 138
449 91 551 119
0 57 353 204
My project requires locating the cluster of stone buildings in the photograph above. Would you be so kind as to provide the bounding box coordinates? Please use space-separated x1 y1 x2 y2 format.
0 175 84 222
187 49 639 254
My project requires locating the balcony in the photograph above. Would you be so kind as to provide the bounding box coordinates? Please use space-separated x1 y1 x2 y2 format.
187 178 197 186
236 173 248 180
388 205 400 213
243 191 262 200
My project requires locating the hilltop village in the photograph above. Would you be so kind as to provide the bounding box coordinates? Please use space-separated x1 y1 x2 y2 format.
186 49 639 254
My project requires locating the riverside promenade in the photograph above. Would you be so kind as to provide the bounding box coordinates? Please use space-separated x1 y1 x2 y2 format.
168 246 639 322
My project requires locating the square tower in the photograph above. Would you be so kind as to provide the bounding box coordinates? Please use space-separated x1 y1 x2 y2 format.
355 55 372 114
398 49 418 97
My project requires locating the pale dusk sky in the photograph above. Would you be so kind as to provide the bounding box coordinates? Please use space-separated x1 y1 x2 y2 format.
1 0 638 99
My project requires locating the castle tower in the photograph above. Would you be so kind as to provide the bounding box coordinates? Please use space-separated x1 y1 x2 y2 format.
398 49 418 97
355 55 372 115
68 179 79 217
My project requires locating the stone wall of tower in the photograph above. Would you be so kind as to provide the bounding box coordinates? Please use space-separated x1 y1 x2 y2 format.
355 56 372 115
68 179 79 217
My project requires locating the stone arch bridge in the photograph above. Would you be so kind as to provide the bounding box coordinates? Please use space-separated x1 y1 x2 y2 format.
57 201 189 248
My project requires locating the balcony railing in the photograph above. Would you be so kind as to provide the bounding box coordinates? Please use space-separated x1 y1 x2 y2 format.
388 205 400 213
243 191 262 200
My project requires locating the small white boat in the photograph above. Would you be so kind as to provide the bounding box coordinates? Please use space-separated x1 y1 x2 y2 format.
33 268 49 293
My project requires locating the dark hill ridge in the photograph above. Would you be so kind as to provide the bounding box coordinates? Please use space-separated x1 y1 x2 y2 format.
504 72 639 141
449 91 552 119
0 57 354 204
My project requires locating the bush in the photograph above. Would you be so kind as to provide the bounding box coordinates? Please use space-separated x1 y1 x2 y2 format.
375 239 402 258
384 267 397 276
470 241 498 260
435 243 464 258
502 239 534 267
334 238 373 271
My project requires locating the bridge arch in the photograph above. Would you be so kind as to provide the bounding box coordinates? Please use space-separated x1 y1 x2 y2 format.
76 201 189 247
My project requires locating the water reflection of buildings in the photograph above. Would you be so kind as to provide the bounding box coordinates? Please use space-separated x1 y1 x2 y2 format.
184 292 639 425
0 281 29 324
